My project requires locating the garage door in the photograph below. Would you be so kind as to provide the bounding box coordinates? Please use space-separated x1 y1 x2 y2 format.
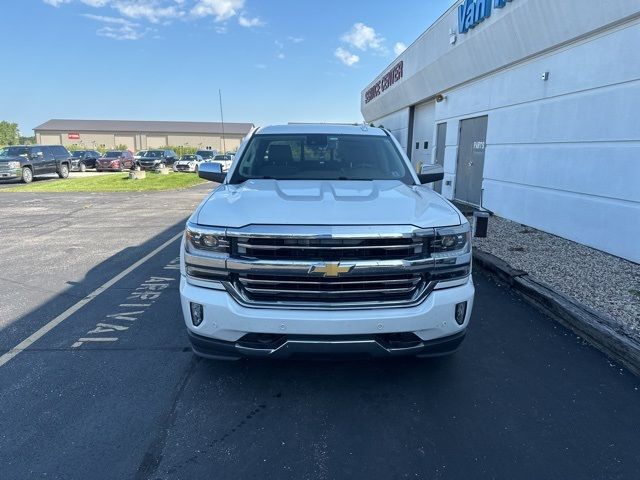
40 134 61 145
115 135 136 151
147 136 167 148
411 101 435 171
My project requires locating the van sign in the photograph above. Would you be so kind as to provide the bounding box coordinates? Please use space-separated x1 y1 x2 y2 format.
458 0 513 35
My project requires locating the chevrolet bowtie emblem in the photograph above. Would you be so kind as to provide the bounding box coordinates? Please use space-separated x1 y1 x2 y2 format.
308 262 355 277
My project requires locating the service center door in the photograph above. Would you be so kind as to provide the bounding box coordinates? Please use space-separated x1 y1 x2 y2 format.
455 116 487 206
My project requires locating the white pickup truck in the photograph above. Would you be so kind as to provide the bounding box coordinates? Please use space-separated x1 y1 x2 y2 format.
179 124 474 360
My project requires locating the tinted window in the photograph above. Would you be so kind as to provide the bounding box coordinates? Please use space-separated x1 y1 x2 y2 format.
104 151 122 158
71 151 86 157
144 151 163 158
0 146 29 157
229 134 413 184
51 145 69 157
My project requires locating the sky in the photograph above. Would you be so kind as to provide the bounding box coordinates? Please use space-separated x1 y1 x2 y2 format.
2 0 455 135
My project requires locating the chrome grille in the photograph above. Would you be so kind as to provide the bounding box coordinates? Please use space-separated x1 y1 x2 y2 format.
235 237 425 261
234 272 427 305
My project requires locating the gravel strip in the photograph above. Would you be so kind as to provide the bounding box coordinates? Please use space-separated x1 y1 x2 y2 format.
470 215 640 339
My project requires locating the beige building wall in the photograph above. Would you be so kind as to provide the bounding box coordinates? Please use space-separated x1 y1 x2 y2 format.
35 131 246 152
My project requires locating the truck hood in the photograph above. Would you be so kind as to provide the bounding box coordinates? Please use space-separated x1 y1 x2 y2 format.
195 180 462 228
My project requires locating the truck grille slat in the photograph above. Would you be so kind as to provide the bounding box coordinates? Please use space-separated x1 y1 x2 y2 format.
236 237 424 261
237 276 421 286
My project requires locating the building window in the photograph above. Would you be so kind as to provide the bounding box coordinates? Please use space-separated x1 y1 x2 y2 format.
424 141 429 149
415 142 420 149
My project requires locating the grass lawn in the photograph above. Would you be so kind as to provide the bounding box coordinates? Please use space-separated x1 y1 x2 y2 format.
1 172 207 192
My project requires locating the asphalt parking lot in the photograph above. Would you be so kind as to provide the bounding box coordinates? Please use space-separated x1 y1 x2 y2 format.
1 188 639 479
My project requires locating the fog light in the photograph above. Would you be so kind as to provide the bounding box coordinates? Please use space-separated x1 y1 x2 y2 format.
455 302 467 325
190 302 204 326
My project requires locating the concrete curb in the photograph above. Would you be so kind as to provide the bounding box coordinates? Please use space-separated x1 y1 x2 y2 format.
473 248 640 377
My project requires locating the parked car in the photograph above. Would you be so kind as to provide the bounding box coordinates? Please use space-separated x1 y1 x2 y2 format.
195 149 218 162
211 154 234 172
96 150 135 171
137 149 179 170
0 145 71 184
133 150 148 161
173 154 205 173
70 150 101 172
180 124 473 360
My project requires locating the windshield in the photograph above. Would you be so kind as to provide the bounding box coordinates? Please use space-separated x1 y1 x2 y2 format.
229 134 413 184
104 151 122 158
71 151 85 157
134 151 146 156
214 155 231 161
182 155 197 161
0 146 29 157
144 151 163 158
196 150 214 159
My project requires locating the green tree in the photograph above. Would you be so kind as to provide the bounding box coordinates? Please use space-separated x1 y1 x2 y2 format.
0 121 19 145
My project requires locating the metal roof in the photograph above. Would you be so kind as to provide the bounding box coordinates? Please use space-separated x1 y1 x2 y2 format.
257 124 387 136
34 119 254 135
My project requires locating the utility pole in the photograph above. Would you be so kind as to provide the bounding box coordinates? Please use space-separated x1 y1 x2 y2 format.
219 89 226 154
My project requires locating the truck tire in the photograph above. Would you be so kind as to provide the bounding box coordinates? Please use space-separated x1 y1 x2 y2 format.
79 162 87 172
21 167 33 184
58 164 69 179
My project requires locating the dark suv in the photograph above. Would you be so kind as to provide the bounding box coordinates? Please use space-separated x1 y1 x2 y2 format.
70 150 101 172
137 149 179 170
0 145 71 183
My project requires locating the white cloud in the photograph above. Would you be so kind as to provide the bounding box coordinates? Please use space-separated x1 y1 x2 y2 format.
341 23 384 51
254 63 267 69
394 42 407 56
277 52 285 59
82 13 131 24
113 2 182 23
82 13 148 40
238 15 264 27
43 0 71 6
287 36 303 43
80 0 109 6
191 0 244 21
334 47 359 67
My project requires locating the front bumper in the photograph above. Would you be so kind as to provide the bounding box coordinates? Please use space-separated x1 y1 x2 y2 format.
180 275 474 360
0 167 22 179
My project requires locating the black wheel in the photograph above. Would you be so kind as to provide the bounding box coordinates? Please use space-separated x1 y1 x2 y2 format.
96 169 102 172
58 164 69 179
21 167 33 184
79 162 87 172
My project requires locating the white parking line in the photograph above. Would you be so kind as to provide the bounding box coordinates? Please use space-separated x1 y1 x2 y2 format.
0 231 183 368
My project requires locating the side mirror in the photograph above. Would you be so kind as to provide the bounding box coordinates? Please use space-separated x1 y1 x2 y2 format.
198 162 226 183
418 164 444 184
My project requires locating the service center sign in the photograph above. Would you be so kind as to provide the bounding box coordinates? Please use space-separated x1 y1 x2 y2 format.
365 61 403 104
68 133 80 140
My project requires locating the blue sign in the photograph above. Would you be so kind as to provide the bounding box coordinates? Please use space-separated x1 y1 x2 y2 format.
458 0 513 34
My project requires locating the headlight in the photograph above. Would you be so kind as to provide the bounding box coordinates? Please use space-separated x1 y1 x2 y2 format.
185 224 229 254
432 224 470 256
7 161 21 169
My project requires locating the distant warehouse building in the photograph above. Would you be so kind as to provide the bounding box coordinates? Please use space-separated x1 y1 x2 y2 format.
361 0 640 262
33 119 254 153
